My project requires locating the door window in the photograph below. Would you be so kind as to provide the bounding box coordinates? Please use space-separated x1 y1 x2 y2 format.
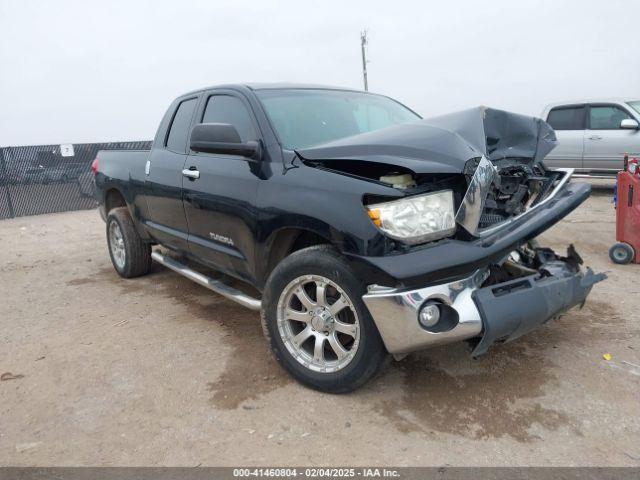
166 98 197 153
546 106 586 130
202 95 257 142
589 105 633 130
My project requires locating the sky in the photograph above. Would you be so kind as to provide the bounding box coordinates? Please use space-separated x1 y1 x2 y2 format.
1 0 638 146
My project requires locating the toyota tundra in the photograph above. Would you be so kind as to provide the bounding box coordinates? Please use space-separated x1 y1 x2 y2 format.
93 84 605 392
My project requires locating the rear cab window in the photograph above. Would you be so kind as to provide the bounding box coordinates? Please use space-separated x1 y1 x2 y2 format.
165 98 198 153
546 106 586 130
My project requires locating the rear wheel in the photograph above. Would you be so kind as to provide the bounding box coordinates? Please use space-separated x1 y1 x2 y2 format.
106 207 152 278
261 245 388 393
609 242 635 265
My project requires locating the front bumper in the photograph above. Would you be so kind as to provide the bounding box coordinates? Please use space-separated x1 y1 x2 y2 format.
363 251 605 356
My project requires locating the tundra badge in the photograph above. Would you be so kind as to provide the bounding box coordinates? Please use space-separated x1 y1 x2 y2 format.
209 232 234 246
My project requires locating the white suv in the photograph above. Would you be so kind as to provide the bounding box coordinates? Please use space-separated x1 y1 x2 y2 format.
541 99 640 174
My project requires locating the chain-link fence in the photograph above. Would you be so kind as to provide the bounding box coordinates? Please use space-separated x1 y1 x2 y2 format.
0 141 151 219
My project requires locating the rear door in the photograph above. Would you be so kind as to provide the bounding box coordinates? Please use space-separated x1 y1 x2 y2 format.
182 91 261 283
583 103 640 172
544 105 586 169
144 96 199 252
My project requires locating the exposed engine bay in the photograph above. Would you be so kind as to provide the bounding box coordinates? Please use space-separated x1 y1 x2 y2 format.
464 158 567 230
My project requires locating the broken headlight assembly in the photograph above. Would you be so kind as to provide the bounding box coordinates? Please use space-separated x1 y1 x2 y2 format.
366 190 456 245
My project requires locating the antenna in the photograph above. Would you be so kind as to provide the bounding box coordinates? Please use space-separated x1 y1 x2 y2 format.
360 30 369 92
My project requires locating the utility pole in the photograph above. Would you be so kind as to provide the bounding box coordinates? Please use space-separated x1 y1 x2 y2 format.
360 30 368 91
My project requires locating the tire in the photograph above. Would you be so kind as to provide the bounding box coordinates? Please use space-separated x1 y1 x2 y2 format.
261 245 388 393
106 207 152 278
609 242 635 265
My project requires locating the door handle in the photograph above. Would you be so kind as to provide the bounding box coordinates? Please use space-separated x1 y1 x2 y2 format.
588 135 602 140
182 168 200 180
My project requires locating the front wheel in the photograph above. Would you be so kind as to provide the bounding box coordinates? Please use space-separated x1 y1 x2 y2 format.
261 245 388 393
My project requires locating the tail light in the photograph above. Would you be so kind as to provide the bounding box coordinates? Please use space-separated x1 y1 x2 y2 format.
90 158 99 175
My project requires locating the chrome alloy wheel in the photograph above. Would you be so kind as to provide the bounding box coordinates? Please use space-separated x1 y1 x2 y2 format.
108 220 126 270
277 275 361 373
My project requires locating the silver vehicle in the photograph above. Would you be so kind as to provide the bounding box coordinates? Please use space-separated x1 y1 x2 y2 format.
541 99 640 175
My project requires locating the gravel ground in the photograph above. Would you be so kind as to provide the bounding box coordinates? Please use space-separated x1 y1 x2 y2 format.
1 183 639 466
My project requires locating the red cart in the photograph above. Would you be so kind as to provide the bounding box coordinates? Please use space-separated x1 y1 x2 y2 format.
610 161 640 264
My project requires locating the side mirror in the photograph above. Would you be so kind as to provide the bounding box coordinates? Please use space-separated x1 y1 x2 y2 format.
190 123 261 160
620 119 639 130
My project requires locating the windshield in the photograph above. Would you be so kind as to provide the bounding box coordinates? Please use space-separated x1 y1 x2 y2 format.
628 101 640 115
256 89 421 149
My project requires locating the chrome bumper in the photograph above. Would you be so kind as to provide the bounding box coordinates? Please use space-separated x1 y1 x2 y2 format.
363 254 604 357
362 270 486 355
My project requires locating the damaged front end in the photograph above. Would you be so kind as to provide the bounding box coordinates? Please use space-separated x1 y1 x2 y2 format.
298 106 606 357
297 106 576 249
363 243 606 357
470 244 605 356
438 106 574 238
456 156 573 236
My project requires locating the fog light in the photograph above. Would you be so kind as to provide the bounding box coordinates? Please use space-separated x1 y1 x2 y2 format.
418 302 440 328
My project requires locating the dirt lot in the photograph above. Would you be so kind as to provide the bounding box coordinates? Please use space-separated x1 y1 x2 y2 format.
1 184 639 466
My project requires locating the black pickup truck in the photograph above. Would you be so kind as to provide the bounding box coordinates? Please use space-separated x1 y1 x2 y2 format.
93 83 604 392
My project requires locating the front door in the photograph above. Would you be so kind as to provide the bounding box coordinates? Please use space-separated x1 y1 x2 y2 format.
182 92 260 283
144 96 199 251
583 104 640 172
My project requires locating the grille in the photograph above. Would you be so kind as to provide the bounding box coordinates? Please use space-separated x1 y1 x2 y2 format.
478 212 507 229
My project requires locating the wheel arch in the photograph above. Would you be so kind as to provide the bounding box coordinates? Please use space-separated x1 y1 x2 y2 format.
102 186 152 242
257 224 397 291
260 227 333 287
104 187 127 214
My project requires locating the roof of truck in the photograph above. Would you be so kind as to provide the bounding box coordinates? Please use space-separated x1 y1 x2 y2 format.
182 83 367 97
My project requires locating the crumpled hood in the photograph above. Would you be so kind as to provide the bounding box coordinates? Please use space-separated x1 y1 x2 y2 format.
295 106 557 174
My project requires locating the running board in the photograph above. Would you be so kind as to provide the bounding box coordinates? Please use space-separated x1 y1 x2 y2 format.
151 251 262 311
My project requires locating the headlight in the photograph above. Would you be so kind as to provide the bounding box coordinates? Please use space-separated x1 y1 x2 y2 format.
366 190 456 244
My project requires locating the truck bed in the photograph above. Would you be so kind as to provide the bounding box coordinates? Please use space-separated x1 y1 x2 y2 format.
96 149 150 181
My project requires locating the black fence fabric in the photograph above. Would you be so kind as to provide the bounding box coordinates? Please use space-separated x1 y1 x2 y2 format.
0 141 151 219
